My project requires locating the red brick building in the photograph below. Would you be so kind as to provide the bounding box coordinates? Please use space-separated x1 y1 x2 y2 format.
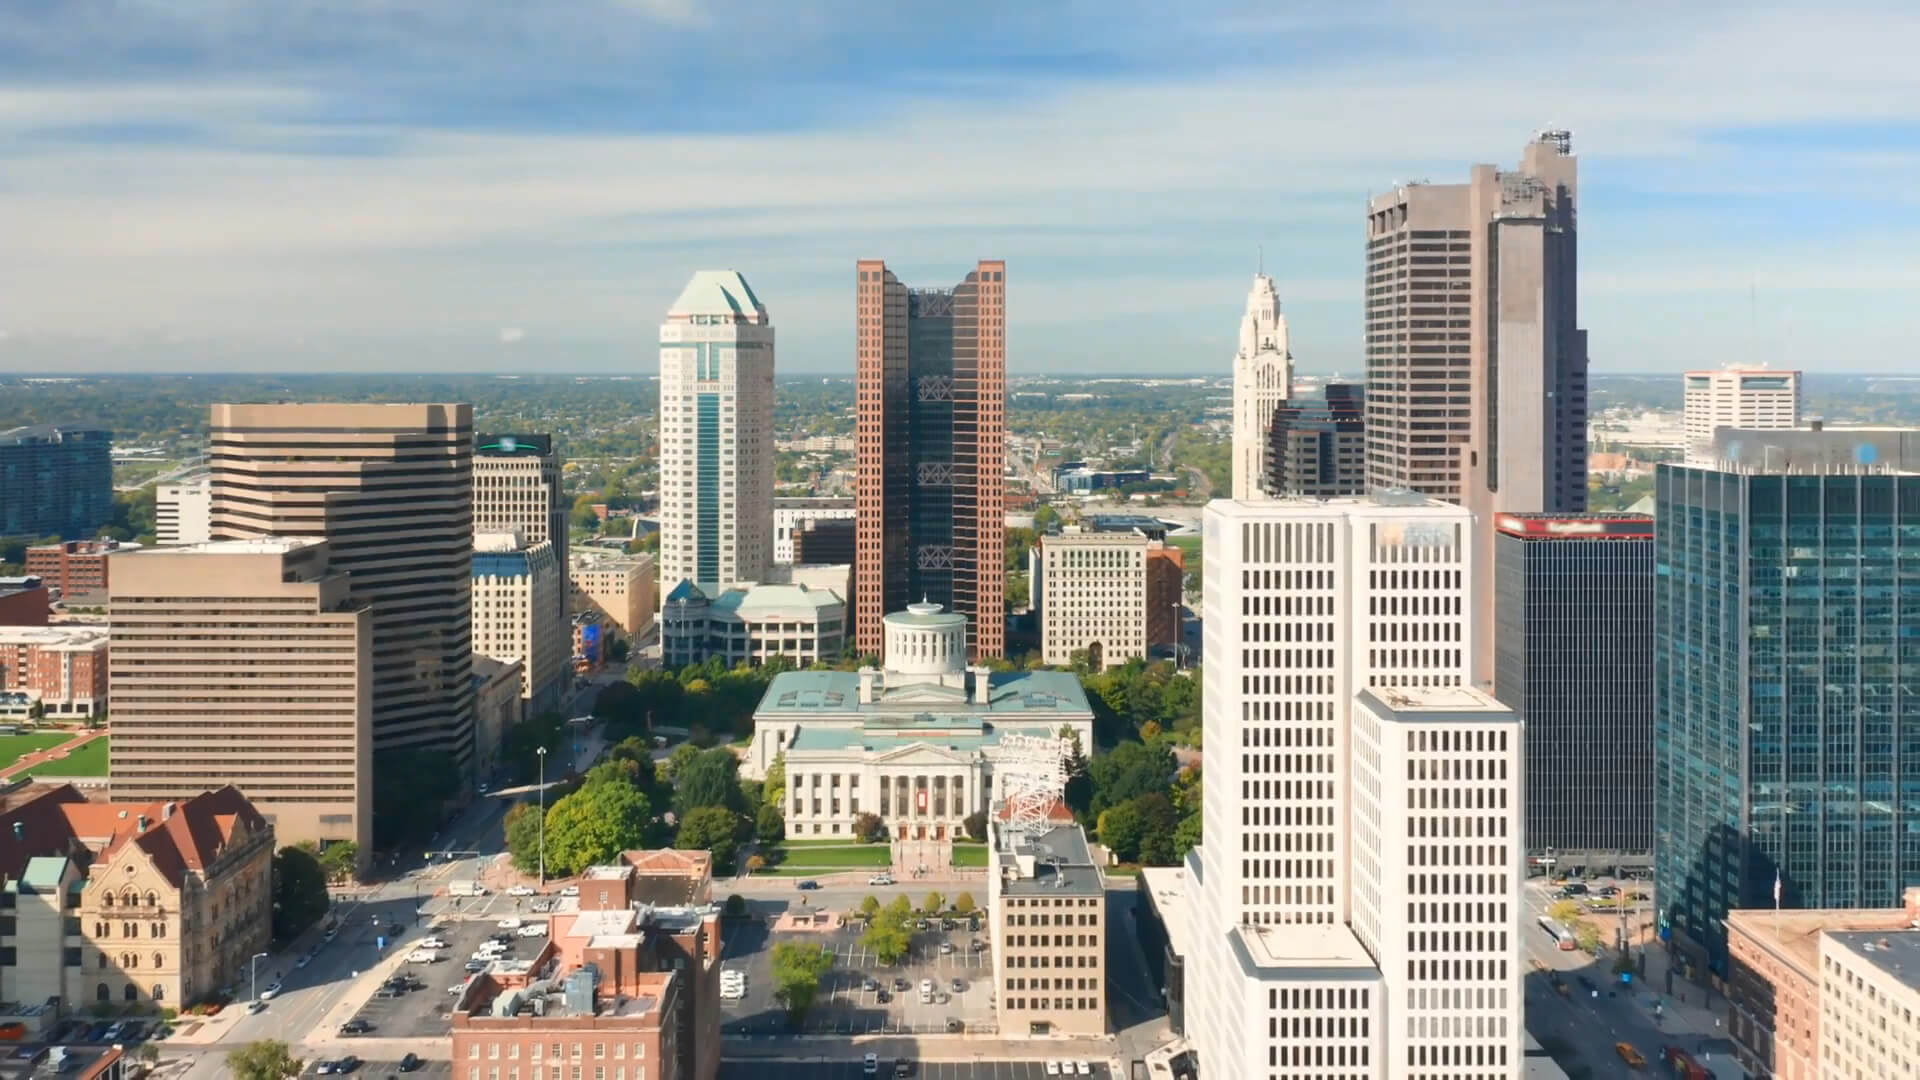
0 626 107 719
1144 543 1185 651
0 576 50 627
25 540 139 601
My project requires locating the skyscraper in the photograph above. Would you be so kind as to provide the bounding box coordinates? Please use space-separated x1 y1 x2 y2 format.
1186 495 1523 1080
853 259 1006 660
1494 512 1654 878
1365 130 1589 682
0 425 113 540
1231 273 1293 501
207 403 475 764
1264 383 1366 497
658 271 775 597
474 432 567 625
1682 367 1802 465
1654 433 1920 975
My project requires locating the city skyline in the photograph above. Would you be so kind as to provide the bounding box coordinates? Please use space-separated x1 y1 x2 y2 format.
2 3 1914 375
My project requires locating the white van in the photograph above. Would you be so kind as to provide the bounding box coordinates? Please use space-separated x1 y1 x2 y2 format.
918 978 933 1003
406 950 440 964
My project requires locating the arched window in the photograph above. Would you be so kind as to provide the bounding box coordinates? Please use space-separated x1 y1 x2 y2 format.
121 890 136 908
123 984 138 1002
145 891 158 908
95 984 109 1002
152 953 163 970
151 984 164 1002
101 893 113 908
152 923 166 938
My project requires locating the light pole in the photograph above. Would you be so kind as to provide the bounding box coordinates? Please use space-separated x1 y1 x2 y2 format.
248 951 269 1003
536 746 548 888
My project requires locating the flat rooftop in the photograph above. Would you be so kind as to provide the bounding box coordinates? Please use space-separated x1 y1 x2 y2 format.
1726 906 1915 974
1231 923 1380 977
996 823 1103 897
152 538 320 555
1828 929 1920 993
1358 685 1513 723
1138 867 1193 958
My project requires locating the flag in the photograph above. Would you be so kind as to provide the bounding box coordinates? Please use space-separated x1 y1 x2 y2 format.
1773 870 1782 905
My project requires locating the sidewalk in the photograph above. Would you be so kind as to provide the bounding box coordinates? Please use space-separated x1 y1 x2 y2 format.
0 729 104 779
1635 945 1726 1037
720 1032 1120 1065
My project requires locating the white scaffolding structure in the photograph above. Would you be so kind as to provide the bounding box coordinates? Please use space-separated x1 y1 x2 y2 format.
995 732 1067 843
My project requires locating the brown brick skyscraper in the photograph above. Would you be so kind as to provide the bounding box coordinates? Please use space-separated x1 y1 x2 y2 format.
854 259 1006 661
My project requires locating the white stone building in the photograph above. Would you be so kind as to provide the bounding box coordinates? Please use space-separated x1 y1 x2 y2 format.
1683 367 1802 465
471 531 567 718
1034 529 1149 669
658 270 775 595
660 579 845 670
747 603 1094 840
1186 495 1524 1080
772 497 855 565
1231 273 1293 501
154 477 211 545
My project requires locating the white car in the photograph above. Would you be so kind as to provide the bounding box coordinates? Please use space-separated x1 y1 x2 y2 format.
406 950 441 964
1044 1063 1061 1077
497 917 523 929
1075 1064 1092 1076
868 874 894 886
258 983 282 1001
518 923 548 938
471 950 500 962
560 885 579 897
507 885 537 897
420 937 449 949
863 1054 878 1076
719 984 745 1001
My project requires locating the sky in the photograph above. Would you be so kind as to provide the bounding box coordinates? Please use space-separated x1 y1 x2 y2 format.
2 0 1918 376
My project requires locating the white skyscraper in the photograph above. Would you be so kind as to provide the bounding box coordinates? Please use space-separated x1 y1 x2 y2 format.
1682 367 1802 465
658 270 775 596
1186 495 1524 1080
1231 273 1293 501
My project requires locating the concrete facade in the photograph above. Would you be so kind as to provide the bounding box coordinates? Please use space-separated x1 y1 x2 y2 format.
1034 530 1152 669
208 402 475 765
108 540 372 857
660 580 845 670
1231 273 1293 501
773 497 855 565
154 478 212 545
1684 369 1801 465
987 821 1106 1036
658 271 775 597
474 433 569 631
472 532 567 718
571 552 657 639
471 654 525 780
0 626 107 720
854 260 1007 660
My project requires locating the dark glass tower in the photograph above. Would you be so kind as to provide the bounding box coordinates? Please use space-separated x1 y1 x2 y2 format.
1263 383 1366 497
0 425 113 540
1494 513 1654 878
1655 458 1920 974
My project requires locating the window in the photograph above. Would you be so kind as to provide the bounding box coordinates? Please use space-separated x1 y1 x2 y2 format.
123 984 138 1001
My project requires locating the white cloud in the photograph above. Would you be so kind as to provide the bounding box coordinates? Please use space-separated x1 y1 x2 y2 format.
498 327 526 344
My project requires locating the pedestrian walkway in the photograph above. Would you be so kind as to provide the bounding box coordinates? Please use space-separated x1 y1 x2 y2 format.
0 729 103 779
720 1032 1119 1062
1637 945 1726 1037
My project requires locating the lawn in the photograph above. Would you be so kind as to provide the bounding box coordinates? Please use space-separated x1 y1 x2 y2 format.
23 736 109 777
952 845 989 868
766 844 891 868
0 732 80 772
781 837 881 848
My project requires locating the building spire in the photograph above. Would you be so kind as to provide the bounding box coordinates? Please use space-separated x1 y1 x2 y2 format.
1258 244 1264 277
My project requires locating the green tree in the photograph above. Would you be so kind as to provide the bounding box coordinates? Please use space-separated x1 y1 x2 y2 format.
676 748 741 812
543 779 652 876
661 742 701 783
1549 899 1582 925
961 810 987 843
1173 809 1202 859
852 811 886 843
317 842 358 883
723 894 749 919
951 891 975 915
1088 739 1176 817
227 1040 303 1080
504 710 568 783
861 896 915 964
755 803 786 846
921 891 945 915
770 941 835 1019
859 895 882 920
1060 729 1094 822
1130 792 1182 866
1032 504 1061 532
271 845 329 942
762 752 786 810
505 802 546 875
370 748 460 849
676 805 744 869
1097 802 1145 863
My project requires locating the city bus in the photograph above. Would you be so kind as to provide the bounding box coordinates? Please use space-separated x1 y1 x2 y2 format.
1537 916 1579 951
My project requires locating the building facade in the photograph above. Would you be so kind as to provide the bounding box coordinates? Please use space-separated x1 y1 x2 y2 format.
26 539 139 601
791 517 856 568
570 552 657 639
0 626 107 720
474 433 568 627
660 580 845 670
471 655 524 780
1231 273 1293 501
1655 451 1920 974
0 425 113 541
1265 383 1365 498
658 271 775 596
854 259 1007 660
154 477 212 545
987 821 1106 1036
1493 512 1654 876
1144 544 1184 654
1683 368 1801 465
472 532 567 719
0 576 49 627
0 783 273 1010
773 497 855 565
108 540 372 857
1034 530 1152 669
1187 495 1523 1080
207 403 474 765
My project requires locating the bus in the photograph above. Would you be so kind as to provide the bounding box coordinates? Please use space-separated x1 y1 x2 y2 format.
1537 916 1579 951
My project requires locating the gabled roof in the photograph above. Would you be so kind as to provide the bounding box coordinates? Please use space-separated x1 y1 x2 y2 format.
0 783 266 890
667 271 766 321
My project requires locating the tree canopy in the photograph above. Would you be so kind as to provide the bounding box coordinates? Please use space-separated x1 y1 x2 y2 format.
541 775 653 876
676 805 744 869
770 941 835 1019
271 846 329 943
676 748 742 813
228 1041 303 1080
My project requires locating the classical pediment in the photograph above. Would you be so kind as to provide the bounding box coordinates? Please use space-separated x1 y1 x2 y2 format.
874 682 970 705
868 742 978 766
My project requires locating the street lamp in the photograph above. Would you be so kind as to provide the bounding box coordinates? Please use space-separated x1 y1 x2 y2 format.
536 746 548 888
248 951 269 1003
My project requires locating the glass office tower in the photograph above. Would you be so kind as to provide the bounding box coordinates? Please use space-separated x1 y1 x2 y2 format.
1654 460 1920 974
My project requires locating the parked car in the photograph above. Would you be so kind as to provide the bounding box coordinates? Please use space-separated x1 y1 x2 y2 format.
464 960 488 973
893 977 909 992
245 1000 267 1015
938 942 955 954
405 951 440 964
398 1054 422 1073
862 976 880 992
950 977 965 993
863 1054 878 1076
497 917 523 929
518 923 548 937
1074 1063 1092 1076
296 954 311 969
1045 1063 1062 1077
560 885 579 897
944 1018 963 1033
868 874 894 886
339 1019 373 1035
795 880 819 891
507 885 537 897
894 1061 913 1078
419 937 449 949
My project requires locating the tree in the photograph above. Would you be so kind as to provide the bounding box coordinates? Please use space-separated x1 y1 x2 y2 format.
1097 802 1145 864
1032 504 1061 532
132 1042 161 1071
851 811 886 843
1173 808 1202 859
961 810 987 843
951 891 975 915
859 895 882 920
1548 899 1582 925
370 748 460 849
922 891 945 916
677 805 744 869
744 853 766 874
317 842 358 883
543 779 653 876
1088 739 1176 817
227 1041 302 1080
676 748 741 812
861 896 916 964
755 803 786 846
1060 729 1094 822
505 802 546 875
503 710 568 783
271 846 329 942
769 941 835 1019
762 752 787 810
723 894 749 920
1574 921 1603 952
661 742 702 783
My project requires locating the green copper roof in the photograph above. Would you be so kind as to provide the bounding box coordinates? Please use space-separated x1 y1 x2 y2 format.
755 669 1092 716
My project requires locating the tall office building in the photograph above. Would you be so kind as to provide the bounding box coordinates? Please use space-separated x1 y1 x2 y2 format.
108 539 372 856
1231 273 1293 501
1683 367 1802 465
853 259 1006 660
474 433 567 625
207 403 474 764
1186 496 1522 1080
472 531 567 719
1494 512 1654 878
1366 132 1588 683
0 425 112 540
1034 529 1153 670
1654 431 1920 975
155 475 212 545
1265 383 1366 497
658 271 775 596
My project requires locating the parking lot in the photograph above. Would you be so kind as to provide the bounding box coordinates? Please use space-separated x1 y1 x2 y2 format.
308 1059 455 1080
720 919 997 1036
337 917 550 1039
718 1063 1112 1080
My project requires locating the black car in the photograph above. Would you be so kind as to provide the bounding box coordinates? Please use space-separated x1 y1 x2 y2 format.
86 1023 113 1042
950 977 965 993
944 1018 963 1033
875 989 890 1003
337 1057 361 1074
892 977 909 992
339 1019 374 1035
796 880 819 891
398 1054 422 1073
894 1061 913 1078
373 988 405 1000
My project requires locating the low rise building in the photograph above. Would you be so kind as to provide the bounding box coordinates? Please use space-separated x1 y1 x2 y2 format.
987 820 1106 1036
471 655 525 779
154 477 212 545
661 580 845 669
0 577 50 628
26 540 139 603
570 552 657 639
1818 928 1920 1078
0 626 107 720
0 783 273 1009
473 531 567 717
1136 867 1192 1036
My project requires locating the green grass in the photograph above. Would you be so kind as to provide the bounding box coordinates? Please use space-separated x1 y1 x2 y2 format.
1103 865 1142 877
0 733 79 771
781 837 883 848
951 846 989 868
26 736 109 777
770 845 891 868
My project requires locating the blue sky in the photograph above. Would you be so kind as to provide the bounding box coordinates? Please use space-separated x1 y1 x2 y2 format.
1 0 1917 375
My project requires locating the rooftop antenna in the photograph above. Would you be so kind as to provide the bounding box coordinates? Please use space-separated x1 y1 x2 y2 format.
1258 244 1264 277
